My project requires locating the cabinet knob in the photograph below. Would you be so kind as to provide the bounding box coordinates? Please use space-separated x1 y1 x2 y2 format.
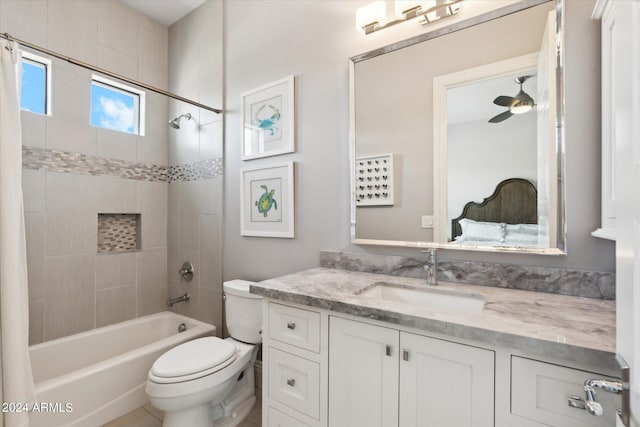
286 378 296 387
287 322 296 330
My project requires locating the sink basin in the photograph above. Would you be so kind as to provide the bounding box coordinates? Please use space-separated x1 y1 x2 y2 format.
357 282 485 314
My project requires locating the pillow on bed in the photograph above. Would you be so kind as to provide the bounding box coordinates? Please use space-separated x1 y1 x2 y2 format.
505 223 539 235
458 218 506 242
504 223 540 244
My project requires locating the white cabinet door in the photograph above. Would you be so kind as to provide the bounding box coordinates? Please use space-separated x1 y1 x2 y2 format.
328 316 399 427
608 0 640 425
399 332 494 427
594 1 640 426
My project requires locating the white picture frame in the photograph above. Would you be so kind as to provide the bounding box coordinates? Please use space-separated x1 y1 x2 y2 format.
241 75 295 160
240 161 295 238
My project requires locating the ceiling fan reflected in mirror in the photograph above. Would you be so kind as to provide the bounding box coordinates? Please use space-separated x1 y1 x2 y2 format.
488 75 535 123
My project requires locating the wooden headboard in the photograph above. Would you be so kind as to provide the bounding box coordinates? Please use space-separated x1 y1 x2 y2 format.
451 178 537 240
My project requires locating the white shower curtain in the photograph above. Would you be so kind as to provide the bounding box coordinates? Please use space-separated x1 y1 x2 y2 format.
0 40 36 427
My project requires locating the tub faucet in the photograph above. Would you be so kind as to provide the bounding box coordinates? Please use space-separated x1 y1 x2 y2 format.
167 293 190 307
422 249 437 286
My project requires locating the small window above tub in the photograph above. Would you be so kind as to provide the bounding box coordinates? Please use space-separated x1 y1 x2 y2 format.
20 51 51 115
90 75 145 136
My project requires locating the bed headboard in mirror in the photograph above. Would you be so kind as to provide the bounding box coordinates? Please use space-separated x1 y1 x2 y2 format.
349 0 565 255
451 178 538 246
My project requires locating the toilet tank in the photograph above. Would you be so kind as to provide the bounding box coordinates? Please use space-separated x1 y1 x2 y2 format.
223 280 263 344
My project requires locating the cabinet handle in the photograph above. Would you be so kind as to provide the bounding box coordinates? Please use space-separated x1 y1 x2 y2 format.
287 322 296 330
386 345 392 356
286 378 296 387
403 349 409 361
568 396 587 410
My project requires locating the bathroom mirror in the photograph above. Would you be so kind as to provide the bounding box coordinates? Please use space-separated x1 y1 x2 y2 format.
350 0 565 254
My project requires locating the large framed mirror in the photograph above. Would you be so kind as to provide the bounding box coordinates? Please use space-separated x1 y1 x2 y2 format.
350 0 565 255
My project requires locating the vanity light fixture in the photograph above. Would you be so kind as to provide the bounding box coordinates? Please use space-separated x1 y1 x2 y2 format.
355 0 461 35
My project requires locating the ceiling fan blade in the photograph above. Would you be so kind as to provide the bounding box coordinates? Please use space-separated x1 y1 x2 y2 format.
488 110 513 123
493 95 516 107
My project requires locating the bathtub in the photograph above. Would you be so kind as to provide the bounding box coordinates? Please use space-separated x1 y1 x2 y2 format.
28 311 216 427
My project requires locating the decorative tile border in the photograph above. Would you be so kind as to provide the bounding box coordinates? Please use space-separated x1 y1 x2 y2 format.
22 146 222 183
22 146 168 182
167 158 223 182
319 251 615 300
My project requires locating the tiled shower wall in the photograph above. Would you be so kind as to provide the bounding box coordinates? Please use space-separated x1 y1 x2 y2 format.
5 0 224 344
166 1 225 335
1 0 171 344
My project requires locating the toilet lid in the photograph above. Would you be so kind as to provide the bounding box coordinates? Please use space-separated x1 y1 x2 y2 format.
151 337 236 378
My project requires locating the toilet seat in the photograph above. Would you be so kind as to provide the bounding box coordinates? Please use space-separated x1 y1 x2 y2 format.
149 337 237 384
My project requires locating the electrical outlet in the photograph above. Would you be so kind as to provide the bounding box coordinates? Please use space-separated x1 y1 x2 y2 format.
421 215 433 228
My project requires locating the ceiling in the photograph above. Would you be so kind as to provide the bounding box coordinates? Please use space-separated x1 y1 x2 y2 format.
121 0 206 26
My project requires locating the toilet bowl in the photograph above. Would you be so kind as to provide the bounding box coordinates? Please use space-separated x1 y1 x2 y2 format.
146 280 262 427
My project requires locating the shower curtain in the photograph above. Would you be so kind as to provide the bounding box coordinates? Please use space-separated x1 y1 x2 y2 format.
0 40 36 427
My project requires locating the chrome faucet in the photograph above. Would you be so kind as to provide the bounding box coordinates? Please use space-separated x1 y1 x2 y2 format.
167 292 190 307
577 354 629 425
583 378 625 416
423 249 437 286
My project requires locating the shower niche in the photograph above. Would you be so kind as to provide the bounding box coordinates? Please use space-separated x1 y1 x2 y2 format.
97 213 142 254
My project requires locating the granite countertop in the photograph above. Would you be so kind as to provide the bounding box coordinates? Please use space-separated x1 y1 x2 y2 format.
250 267 617 370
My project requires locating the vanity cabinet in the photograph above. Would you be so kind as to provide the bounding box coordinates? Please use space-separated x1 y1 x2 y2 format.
328 316 494 427
261 298 618 427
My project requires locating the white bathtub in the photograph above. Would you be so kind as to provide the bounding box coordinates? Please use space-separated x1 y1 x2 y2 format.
28 311 216 427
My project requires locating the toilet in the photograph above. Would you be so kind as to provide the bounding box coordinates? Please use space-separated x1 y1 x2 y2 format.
146 280 263 427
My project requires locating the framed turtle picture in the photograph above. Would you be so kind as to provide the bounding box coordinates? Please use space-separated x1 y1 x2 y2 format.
240 161 294 238
241 76 295 160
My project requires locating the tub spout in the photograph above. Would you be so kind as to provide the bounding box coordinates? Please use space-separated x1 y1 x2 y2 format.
167 293 190 307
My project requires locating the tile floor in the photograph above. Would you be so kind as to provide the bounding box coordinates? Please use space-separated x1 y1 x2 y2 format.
101 397 262 427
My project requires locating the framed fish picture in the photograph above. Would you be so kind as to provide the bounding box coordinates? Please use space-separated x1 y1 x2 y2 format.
241 76 295 160
240 161 294 238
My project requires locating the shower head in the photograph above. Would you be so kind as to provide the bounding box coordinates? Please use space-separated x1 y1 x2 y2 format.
168 113 192 129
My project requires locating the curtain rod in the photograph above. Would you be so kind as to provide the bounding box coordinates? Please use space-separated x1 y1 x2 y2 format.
1 32 222 114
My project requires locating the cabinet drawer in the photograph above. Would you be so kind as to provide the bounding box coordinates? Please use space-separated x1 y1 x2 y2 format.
268 302 321 352
269 347 320 420
511 356 618 426
268 406 309 427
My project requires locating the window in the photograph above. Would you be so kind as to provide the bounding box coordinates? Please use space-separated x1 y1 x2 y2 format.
20 52 51 115
91 76 145 135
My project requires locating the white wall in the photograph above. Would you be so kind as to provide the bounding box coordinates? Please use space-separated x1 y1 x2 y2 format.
447 115 538 239
223 0 614 282
223 0 357 281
